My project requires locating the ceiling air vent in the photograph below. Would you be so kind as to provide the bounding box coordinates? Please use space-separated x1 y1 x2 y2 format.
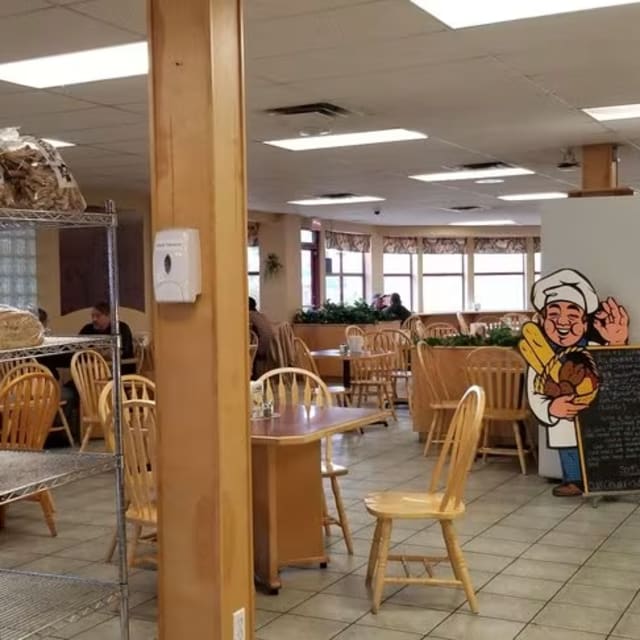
444 205 487 212
456 161 513 171
265 102 351 118
320 192 357 199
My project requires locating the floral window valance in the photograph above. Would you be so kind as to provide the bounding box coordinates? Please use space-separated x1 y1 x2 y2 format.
383 236 418 254
325 230 371 252
247 222 259 247
533 237 541 252
421 237 466 254
474 237 527 254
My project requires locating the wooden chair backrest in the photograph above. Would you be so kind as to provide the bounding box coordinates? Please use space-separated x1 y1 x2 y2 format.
375 329 412 371
249 344 258 369
414 342 450 403
71 350 111 424
465 347 526 413
257 367 332 410
345 325 365 340
0 372 60 449
402 315 426 341
121 399 157 522
456 312 470 336
351 352 394 384
0 360 49 389
271 322 296 368
501 312 530 328
477 315 501 325
98 375 156 452
424 322 458 339
293 337 320 376
0 358 38 383
429 385 485 512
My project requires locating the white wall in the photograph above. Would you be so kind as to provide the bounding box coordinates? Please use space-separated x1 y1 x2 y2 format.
541 196 640 341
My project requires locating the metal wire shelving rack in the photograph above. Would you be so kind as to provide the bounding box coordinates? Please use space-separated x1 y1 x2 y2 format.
0 201 129 639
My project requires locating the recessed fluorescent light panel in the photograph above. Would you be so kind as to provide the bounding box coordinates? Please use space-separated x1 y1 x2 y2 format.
288 196 385 206
41 138 75 148
499 192 568 201
0 42 148 88
582 103 640 121
475 178 505 184
410 167 533 182
449 220 516 226
264 128 427 151
410 0 640 29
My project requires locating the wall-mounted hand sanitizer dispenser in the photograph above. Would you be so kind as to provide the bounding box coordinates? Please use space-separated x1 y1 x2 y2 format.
153 228 201 303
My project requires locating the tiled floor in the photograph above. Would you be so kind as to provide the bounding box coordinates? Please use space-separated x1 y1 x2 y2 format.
2 409 640 639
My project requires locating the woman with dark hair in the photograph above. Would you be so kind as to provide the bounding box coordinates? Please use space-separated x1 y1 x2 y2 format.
249 297 275 378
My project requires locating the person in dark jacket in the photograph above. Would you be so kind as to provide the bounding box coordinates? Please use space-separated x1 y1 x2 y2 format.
383 293 411 323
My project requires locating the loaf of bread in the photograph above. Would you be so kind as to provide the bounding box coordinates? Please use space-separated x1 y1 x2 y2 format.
0 306 44 350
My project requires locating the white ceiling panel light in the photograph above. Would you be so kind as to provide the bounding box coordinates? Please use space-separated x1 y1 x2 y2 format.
288 195 385 206
499 192 568 201
264 128 427 151
582 103 640 121
410 0 640 29
0 42 148 89
449 220 517 226
475 178 505 184
410 167 533 182
41 138 75 148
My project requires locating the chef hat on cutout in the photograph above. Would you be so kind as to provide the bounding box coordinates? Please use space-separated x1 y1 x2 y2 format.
532 268 599 314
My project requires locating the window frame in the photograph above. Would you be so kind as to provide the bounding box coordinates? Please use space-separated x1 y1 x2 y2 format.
301 230 320 308
473 252 526 310
325 248 366 304
421 252 465 312
383 252 417 310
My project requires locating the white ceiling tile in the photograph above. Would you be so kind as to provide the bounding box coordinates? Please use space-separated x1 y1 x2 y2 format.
49 76 147 106
69 0 146 35
0 1 51 17
59 122 148 144
0 91 92 120
246 0 378 21
93 139 148 155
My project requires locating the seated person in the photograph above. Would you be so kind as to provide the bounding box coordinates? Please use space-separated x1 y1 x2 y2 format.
383 293 411 323
80 302 136 374
249 297 275 379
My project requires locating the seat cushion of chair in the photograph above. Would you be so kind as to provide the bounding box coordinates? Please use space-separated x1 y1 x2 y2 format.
126 505 158 526
365 491 465 519
322 461 348 477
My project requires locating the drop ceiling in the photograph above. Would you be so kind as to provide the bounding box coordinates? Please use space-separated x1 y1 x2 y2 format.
0 0 639 225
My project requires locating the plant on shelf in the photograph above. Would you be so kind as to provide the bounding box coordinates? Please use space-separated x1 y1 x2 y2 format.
294 300 383 324
264 252 283 278
421 326 521 348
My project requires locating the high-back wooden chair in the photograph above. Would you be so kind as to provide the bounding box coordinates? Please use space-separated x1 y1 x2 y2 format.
98 374 156 563
476 315 501 326
424 322 458 339
121 398 158 567
0 372 60 535
350 352 397 421
501 312 530 329
1 360 74 446
270 322 296 368
364 386 485 613
345 325 365 341
415 343 460 456
402 315 426 341
71 349 111 452
374 330 412 402
465 347 533 474
256 367 354 553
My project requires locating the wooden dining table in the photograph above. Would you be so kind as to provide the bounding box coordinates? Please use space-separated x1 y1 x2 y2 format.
251 404 388 593
310 349 392 388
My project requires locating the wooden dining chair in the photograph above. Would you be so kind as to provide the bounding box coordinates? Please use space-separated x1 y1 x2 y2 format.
345 325 365 341
402 315 426 341
120 398 158 567
414 343 461 457
364 386 485 614
71 349 111 452
465 347 534 474
293 337 349 406
501 312 530 329
0 372 60 536
374 330 412 402
424 322 458 339
350 352 397 421
99 375 156 563
476 315 501 326
1 360 74 447
256 367 354 554
270 322 297 368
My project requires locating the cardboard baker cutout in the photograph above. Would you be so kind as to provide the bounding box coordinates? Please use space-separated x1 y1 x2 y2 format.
519 268 629 449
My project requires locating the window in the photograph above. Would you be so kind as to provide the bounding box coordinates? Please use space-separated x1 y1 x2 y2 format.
383 253 417 310
301 230 320 308
534 251 541 282
0 229 37 309
325 248 365 304
422 253 464 312
474 253 525 310
247 246 260 303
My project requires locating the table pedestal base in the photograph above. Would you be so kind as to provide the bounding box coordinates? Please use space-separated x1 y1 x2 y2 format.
252 441 326 593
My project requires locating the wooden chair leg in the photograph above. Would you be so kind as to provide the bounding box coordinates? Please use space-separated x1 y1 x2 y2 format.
371 518 392 614
38 491 57 537
512 422 527 475
104 528 118 563
481 419 490 464
79 423 93 453
57 406 75 447
366 519 383 586
128 524 142 567
330 476 353 555
322 491 332 537
423 411 440 457
442 520 478 613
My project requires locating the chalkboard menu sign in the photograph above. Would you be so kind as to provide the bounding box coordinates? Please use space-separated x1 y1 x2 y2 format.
577 347 640 494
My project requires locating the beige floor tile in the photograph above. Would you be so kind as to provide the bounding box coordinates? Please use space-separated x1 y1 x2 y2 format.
290 592 372 622
358 603 448 635
323 574 402 601
256 614 348 640
255 609 280 630
278 568 345 591
481 525 545 544
570 566 640 590
612 612 640 638
586 550 640 572
255 588 315 613
553 582 635 612
460 592 544 622
463 536 531 557
430 612 525 639
482 575 562 601
537 530 606 550
333 624 422 639
502 558 577 582
516 623 607 639
533 602 620 634
388 585 468 611
51 613 112 639
71 618 157 640
522 543 593 565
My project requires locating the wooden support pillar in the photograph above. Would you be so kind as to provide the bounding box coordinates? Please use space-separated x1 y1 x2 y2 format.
569 143 633 197
147 1 254 638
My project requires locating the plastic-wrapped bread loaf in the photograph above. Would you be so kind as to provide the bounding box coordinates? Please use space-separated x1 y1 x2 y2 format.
0 306 44 349
0 128 86 212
